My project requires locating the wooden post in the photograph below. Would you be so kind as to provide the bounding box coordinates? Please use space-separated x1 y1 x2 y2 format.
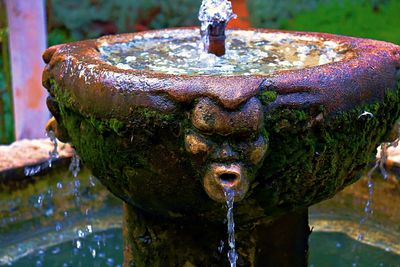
5 0 49 140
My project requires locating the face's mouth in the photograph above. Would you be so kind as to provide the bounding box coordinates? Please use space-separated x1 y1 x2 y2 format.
203 163 249 203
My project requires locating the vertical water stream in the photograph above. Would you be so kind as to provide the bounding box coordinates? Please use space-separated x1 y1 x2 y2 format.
353 137 399 265
224 187 238 267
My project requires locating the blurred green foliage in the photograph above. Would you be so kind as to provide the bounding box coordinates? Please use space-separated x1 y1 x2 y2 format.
144 0 202 29
50 0 139 39
49 0 201 42
248 0 399 44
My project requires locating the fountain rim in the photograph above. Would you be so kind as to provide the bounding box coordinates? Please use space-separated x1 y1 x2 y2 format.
43 27 400 120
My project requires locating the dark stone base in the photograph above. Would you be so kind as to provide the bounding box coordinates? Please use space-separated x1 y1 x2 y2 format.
122 203 310 267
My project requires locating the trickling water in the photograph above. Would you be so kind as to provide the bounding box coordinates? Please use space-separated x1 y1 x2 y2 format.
224 187 238 267
24 130 59 176
69 154 81 178
352 137 399 266
47 130 59 168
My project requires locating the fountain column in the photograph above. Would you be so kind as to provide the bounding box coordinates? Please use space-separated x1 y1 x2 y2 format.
122 203 310 267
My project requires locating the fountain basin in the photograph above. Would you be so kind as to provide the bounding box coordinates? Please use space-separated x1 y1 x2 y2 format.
43 27 400 218
42 27 400 265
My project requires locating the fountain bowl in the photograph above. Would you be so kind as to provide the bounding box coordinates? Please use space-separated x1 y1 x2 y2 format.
43 27 400 222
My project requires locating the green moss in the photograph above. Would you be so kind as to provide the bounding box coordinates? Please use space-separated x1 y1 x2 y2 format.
255 86 400 214
135 107 175 125
259 90 278 105
87 116 125 135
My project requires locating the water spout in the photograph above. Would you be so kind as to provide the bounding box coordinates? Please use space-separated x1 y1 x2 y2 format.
203 163 249 202
198 0 236 56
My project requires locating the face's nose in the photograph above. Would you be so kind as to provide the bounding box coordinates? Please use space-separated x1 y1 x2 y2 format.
191 97 263 136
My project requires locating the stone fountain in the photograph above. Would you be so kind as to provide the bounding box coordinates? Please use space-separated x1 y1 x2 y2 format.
42 3 400 266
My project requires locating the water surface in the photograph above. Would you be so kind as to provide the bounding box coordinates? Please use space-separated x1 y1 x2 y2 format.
100 29 349 76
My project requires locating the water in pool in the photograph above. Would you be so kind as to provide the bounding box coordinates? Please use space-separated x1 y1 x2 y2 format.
1 165 399 266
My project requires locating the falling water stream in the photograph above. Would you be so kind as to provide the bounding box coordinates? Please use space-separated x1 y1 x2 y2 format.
224 187 238 267
352 134 400 266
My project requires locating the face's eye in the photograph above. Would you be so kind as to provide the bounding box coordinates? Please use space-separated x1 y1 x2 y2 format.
184 131 213 155
237 134 269 165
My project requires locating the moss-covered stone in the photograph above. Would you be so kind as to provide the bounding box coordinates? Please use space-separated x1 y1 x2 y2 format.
50 78 400 223
254 87 400 216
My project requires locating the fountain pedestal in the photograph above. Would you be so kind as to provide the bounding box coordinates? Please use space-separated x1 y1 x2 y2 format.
123 204 309 267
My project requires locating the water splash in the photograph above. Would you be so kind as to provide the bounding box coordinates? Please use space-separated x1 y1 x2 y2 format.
24 130 59 176
224 187 238 267
198 0 236 32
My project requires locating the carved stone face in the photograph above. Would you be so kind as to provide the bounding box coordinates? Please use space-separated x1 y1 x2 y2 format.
185 97 268 202
43 28 400 222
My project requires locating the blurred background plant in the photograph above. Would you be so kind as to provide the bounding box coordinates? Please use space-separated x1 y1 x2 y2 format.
47 0 202 43
0 0 399 143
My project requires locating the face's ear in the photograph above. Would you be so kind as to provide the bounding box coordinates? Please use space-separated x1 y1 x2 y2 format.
45 117 70 143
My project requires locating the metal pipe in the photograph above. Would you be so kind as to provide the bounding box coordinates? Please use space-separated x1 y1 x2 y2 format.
202 20 227 56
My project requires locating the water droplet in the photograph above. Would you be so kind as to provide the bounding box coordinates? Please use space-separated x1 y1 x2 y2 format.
90 247 96 258
78 230 85 238
74 179 80 188
57 182 63 189
218 240 224 253
55 222 62 231
89 176 96 187
37 194 44 206
45 208 54 216
106 258 114 266
357 234 364 241
52 247 61 254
